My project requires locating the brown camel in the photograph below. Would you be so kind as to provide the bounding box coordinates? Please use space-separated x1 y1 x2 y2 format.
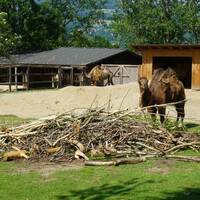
84 65 114 86
138 68 186 124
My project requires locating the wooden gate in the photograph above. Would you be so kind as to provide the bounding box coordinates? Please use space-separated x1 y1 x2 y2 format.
101 64 139 85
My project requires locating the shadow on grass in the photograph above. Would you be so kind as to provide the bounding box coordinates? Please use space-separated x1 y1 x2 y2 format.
56 178 156 200
154 188 200 200
185 123 200 129
56 178 200 200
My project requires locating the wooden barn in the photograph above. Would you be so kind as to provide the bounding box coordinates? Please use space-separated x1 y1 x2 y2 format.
133 44 200 89
0 47 141 91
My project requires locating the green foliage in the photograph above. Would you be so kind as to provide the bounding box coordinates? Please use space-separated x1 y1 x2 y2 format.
0 12 21 56
0 0 65 52
112 0 200 47
0 114 32 128
49 0 112 47
0 0 112 52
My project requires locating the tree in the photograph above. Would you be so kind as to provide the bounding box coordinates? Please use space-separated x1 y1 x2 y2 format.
0 12 21 57
112 0 200 47
0 0 65 52
184 0 200 43
49 0 111 47
0 0 112 52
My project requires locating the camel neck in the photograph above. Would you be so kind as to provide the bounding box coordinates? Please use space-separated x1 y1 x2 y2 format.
140 88 151 107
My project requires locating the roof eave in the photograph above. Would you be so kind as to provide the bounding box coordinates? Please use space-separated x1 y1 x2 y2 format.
132 44 200 50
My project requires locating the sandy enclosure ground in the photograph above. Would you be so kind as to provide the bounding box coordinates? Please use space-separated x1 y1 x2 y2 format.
0 82 199 122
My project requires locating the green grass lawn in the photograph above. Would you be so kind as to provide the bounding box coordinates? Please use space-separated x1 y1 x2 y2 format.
0 115 200 200
0 115 33 127
0 160 200 200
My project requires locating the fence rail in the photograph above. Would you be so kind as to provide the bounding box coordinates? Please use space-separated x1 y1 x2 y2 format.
0 66 73 91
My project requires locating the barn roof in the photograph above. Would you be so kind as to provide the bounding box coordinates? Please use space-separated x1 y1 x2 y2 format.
133 44 200 50
0 47 137 66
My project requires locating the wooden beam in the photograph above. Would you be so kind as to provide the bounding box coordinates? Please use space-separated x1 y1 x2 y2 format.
26 67 30 90
70 67 74 85
8 67 12 92
119 66 124 84
58 67 63 88
15 67 18 90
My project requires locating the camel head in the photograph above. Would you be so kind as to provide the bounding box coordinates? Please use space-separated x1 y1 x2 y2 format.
138 77 149 93
138 77 149 108
83 70 93 85
83 70 91 79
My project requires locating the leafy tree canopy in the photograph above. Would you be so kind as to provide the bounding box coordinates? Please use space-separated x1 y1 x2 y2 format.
0 0 66 53
0 12 21 57
48 0 110 47
112 0 200 47
0 0 112 54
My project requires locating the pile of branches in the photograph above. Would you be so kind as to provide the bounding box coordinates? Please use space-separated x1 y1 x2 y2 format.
0 109 200 164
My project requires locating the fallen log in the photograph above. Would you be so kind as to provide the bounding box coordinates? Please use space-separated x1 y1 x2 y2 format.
85 157 146 166
165 155 200 163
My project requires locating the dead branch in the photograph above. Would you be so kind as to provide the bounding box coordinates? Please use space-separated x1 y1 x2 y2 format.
165 155 200 163
85 157 146 166
0 109 200 162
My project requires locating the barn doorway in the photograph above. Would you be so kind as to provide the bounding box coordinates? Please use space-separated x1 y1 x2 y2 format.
153 57 192 88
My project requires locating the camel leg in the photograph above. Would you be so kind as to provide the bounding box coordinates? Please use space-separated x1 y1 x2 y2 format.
175 104 185 126
109 77 114 85
110 78 114 85
148 107 157 123
158 106 166 124
109 76 114 85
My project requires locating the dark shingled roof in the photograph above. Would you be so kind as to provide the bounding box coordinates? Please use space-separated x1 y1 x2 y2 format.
0 47 131 66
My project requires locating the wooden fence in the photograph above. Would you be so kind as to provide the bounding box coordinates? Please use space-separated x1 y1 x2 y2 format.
0 66 73 91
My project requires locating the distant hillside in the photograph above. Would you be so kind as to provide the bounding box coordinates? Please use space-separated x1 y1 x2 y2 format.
89 0 120 44
35 0 119 44
95 0 119 43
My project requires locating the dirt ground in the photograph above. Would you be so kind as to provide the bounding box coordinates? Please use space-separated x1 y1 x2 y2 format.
0 82 199 122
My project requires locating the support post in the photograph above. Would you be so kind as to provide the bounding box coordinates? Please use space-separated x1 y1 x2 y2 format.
26 66 30 90
70 67 74 85
15 67 18 90
58 67 63 88
8 67 12 92
51 70 55 88
120 66 123 84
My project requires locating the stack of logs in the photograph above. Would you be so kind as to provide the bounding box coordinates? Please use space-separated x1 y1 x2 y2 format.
0 109 200 165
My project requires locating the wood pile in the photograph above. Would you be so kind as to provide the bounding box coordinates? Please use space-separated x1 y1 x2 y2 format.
0 109 200 163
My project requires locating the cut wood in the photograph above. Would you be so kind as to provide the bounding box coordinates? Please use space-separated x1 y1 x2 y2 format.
46 147 61 154
165 155 200 162
0 109 200 162
85 157 146 166
3 150 29 161
74 150 89 160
